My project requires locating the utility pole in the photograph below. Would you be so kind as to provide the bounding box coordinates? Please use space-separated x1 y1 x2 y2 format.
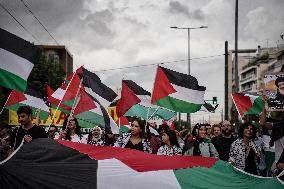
234 0 239 92
221 108 224 122
225 41 229 120
170 25 208 130
234 0 239 127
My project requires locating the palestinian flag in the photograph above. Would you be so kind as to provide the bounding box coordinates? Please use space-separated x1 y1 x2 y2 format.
75 94 119 134
76 67 117 107
116 116 131 134
4 87 49 119
53 73 82 107
231 93 264 117
0 28 41 92
0 138 282 189
151 66 206 113
116 80 141 117
46 85 71 114
117 80 176 120
73 89 97 115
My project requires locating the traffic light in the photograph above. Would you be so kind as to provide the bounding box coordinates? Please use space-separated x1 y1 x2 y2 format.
212 96 217 104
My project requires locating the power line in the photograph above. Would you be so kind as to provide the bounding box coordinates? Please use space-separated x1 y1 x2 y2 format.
0 2 41 44
93 54 224 72
19 0 60 45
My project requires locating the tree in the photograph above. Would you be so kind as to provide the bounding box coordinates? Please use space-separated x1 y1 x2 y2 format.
28 55 66 96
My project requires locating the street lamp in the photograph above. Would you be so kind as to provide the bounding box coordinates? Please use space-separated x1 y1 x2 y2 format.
170 25 208 128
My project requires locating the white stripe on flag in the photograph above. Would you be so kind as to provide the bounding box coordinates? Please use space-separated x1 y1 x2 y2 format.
85 87 111 108
98 159 182 189
22 94 49 112
0 48 34 80
51 88 65 100
170 84 205 104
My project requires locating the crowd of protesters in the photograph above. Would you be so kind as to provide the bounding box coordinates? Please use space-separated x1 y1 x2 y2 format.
0 100 284 178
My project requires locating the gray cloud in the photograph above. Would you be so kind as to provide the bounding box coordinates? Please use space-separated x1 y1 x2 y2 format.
168 1 204 20
1 0 283 122
169 1 189 16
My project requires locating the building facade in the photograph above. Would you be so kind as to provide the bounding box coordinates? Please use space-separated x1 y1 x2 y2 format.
37 45 73 76
226 44 284 120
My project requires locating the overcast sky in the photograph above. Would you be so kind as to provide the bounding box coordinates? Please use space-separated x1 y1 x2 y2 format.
1 0 283 123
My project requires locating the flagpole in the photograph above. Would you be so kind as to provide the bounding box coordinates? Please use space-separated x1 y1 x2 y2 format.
146 107 151 120
118 117 120 133
231 93 242 119
0 91 12 114
147 106 160 121
48 71 78 129
64 78 83 131
70 78 83 116
146 65 160 129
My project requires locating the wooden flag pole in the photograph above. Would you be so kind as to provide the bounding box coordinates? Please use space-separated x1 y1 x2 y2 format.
0 91 12 114
48 71 77 129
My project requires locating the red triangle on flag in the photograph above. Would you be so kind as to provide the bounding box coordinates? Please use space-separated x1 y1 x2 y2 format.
73 89 97 115
151 66 176 104
116 116 130 126
5 90 27 107
62 74 82 102
46 85 72 111
116 81 141 117
232 93 253 117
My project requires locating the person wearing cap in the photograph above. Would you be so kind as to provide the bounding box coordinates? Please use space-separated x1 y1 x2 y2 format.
212 120 236 161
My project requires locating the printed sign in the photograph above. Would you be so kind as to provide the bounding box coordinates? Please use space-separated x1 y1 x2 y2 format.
264 73 284 110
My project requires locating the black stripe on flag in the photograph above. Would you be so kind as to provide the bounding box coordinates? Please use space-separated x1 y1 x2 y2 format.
81 67 117 102
85 93 114 134
0 28 41 63
160 66 206 91
0 139 97 189
25 85 43 99
123 80 151 96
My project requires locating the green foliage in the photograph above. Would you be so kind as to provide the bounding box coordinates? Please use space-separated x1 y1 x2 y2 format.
242 52 270 70
28 55 66 96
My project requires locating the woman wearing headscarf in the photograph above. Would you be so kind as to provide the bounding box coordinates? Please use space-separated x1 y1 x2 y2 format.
183 124 219 157
87 126 105 146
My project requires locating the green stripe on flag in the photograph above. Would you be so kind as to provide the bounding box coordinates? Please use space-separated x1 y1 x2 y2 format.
245 96 263 116
156 96 202 113
174 160 283 189
50 105 70 114
119 125 130 134
62 99 76 107
0 68 27 92
76 111 105 128
124 104 176 120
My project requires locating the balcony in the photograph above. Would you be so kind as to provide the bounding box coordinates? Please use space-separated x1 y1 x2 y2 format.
240 88 252 93
240 74 257 84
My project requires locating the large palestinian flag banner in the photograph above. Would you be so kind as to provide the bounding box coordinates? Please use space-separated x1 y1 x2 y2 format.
151 66 206 113
0 139 282 189
0 28 41 92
